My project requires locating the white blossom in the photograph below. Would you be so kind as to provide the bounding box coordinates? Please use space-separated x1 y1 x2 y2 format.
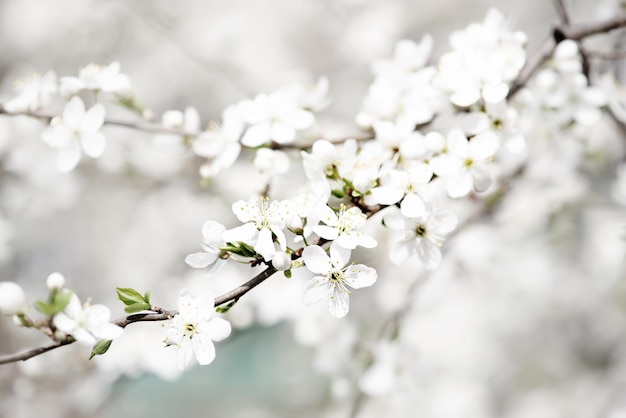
238 91 314 147
164 289 231 369
430 129 499 198
41 96 107 172
313 204 377 249
46 272 65 290
0 281 26 315
253 148 290 175
302 244 377 318
194 105 244 178
384 206 458 270
223 198 292 261
53 294 123 346
4 71 57 112
60 62 132 97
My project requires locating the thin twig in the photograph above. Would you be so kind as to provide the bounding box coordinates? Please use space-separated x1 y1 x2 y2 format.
0 266 277 365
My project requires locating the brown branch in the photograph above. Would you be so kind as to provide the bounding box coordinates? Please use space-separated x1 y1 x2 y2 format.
509 14 626 99
0 266 278 365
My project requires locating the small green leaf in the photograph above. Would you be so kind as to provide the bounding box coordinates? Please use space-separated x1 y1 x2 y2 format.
89 340 113 360
116 288 147 306
238 242 257 257
124 302 151 314
51 289 72 312
143 291 151 304
216 300 237 313
34 289 73 316
34 300 55 316
331 189 345 198
284 269 292 279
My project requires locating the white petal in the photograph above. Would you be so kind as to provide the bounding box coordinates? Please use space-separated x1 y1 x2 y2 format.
471 166 492 192
289 108 315 130
389 239 415 265
312 225 339 241
317 205 339 227
254 228 275 261
482 82 509 104
368 185 404 205
222 223 258 244
328 287 350 318
193 335 216 365
93 323 124 340
52 312 76 334
446 170 473 198
470 131 499 160
429 211 458 236
185 252 217 268
201 221 226 246
177 340 194 369
344 265 377 289
302 245 331 274
447 130 470 158
202 317 231 342
450 87 481 107
400 193 426 218
81 132 106 158
271 122 296 144
417 238 442 270
56 143 81 172
81 103 105 133
329 242 351 268
302 277 328 305
241 123 271 147
383 209 412 231
63 97 86 129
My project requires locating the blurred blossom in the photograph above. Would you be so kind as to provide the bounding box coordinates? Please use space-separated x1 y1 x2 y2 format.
4 71 57 113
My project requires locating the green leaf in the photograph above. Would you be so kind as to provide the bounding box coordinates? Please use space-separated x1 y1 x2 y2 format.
124 302 151 314
284 270 292 279
116 288 147 306
215 300 237 313
238 242 257 257
331 189 345 198
89 340 113 360
143 291 151 304
34 289 73 316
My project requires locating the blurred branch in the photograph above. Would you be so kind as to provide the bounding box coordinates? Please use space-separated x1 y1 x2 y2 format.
0 266 277 365
509 14 626 98
0 104 199 137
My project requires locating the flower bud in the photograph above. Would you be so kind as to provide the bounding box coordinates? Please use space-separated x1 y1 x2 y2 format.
271 251 292 271
0 281 26 315
46 272 65 290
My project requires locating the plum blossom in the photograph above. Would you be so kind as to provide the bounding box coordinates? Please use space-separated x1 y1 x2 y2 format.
194 105 244 178
0 281 26 315
164 289 231 369
4 71 57 112
357 35 441 129
302 245 377 318
302 139 358 199
365 163 433 218
434 8 526 107
313 204 377 249
383 206 458 270
41 96 107 172
253 148 290 175
238 91 314 147
185 221 227 275
430 129 500 198
53 294 123 346
222 198 292 261
60 62 132 97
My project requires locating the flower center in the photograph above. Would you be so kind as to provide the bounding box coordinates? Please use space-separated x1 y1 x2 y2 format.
184 322 198 339
415 224 427 237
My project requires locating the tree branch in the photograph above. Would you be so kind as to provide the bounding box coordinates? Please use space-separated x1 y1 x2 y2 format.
509 14 626 99
0 266 278 365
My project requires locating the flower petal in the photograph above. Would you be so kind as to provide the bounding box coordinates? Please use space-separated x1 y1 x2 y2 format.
302 245 331 274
